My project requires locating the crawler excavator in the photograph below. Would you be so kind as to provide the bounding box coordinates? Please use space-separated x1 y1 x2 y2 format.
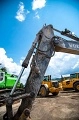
0 24 79 120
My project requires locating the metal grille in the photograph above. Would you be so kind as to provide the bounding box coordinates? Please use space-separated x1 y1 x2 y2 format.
52 81 59 88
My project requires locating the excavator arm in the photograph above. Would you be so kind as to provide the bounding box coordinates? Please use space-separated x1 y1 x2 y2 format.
3 24 79 120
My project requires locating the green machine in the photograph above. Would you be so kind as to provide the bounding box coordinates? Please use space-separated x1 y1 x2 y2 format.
0 68 23 89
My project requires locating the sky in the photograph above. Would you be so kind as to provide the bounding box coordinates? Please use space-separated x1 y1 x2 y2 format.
0 0 79 84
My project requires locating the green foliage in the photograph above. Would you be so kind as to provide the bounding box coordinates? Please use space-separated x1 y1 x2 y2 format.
1 67 7 72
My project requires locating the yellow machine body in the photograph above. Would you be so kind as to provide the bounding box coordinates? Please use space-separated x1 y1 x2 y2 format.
39 75 62 97
60 73 79 91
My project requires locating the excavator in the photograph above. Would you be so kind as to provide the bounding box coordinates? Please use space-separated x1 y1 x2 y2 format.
0 24 79 120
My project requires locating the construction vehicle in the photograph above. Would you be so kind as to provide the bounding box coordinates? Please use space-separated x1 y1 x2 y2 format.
0 24 79 120
39 75 62 97
0 67 24 107
0 67 23 89
60 72 79 91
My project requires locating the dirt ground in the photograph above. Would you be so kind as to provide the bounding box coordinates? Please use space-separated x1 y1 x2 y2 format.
0 90 79 120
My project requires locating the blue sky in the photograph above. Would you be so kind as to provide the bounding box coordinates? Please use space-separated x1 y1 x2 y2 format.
0 0 79 83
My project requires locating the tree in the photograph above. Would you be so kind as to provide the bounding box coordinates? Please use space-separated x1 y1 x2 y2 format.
1 67 7 72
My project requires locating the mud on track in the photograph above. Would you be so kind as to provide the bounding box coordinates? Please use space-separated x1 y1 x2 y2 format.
0 90 79 120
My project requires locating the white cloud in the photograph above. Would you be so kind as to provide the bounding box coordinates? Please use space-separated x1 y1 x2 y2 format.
32 0 46 10
35 14 40 19
45 52 79 78
0 48 30 84
0 48 79 84
72 60 79 69
34 11 40 19
15 2 30 22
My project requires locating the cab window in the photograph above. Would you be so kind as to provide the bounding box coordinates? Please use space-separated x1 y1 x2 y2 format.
44 76 48 81
77 73 79 78
0 72 4 81
70 74 76 78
